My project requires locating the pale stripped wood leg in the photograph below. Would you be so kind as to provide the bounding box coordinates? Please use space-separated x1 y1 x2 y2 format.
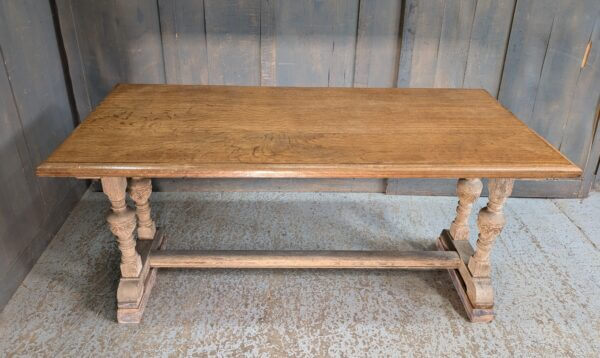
449 179 483 241
466 178 514 303
437 178 514 322
128 178 156 240
101 177 142 277
101 177 165 323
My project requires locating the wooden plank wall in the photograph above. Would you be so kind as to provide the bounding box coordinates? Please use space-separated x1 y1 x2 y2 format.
57 0 600 197
0 0 87 310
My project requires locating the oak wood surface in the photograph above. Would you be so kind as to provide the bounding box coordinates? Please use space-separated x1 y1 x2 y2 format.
37 84 581 179
437 230 494 322
117 228 166 324
148 250 461 269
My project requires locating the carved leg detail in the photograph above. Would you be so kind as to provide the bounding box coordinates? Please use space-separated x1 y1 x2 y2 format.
449 178 483 240
437 178 514 322
102 177 165 323
128 178 156 240
468 178 514 278
102 177 142 277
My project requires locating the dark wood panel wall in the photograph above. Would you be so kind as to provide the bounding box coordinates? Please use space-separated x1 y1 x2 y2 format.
56 0 600 197
0 0 87 310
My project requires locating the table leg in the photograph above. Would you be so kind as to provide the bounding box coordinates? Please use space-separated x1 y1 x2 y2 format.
101 177 141 277
437 178 514 322
468 178 514 278
101 177 165 323
128 178 156 240
449 179 483 240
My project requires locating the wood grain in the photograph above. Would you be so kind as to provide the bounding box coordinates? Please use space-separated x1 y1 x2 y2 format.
204 0 261 85
149 250 461 269
37 84 581 179
67 0 165 107
354 0 402 88
117 228 166 324
397 0 445 87
462 0 515 96
272 0 359 87
158 0 209 85
101 177 142 278
0 0 87 310
498 0 600 170
437 231 494 323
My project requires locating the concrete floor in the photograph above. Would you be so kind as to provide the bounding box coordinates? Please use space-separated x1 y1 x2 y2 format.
1 191 599 356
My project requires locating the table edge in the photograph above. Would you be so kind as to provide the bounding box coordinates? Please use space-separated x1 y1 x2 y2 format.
36 162 583 179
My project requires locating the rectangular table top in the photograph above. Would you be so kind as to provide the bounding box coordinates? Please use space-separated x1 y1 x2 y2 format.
37 84 581 179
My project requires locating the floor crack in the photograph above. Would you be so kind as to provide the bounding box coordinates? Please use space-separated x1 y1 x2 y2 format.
551 200 599 252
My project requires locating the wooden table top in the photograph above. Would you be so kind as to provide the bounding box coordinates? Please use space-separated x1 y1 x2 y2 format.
37 84 581 179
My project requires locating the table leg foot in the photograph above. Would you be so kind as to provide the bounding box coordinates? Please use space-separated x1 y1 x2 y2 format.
116 228 166 324
437 230 494 323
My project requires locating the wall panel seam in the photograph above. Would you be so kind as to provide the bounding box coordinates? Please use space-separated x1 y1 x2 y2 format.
0 43 47 210
156 0 168 84
66 0 92 116
496 0 519 99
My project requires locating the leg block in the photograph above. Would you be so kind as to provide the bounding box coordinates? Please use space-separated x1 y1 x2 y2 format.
117 228 166 324
437 230 494 323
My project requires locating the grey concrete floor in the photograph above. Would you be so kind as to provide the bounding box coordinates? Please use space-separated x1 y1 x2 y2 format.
1 190 599 357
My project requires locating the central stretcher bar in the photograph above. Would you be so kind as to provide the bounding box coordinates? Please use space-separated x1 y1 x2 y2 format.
148 250 462 269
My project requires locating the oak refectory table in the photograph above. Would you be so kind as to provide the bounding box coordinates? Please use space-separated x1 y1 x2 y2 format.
37 84 581 323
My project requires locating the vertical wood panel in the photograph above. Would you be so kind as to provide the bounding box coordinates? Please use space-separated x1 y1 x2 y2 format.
580 107 600 196
204 0 261 85
260 0 277 86
499 0 600 169
433 0 476 88
69 0 121 107
498 0 561 126
398 0 513 92
55 0 93 119
0 0 78 208
272 0 359 87
397 0 444 87
114 1 165 84
354 0 402 88
0 49 43 275
529 1 599 152
69 0 164 107
462 0 515 96
575 19 600 197
555 10 600 169
159 0 209 84
0 0 86 309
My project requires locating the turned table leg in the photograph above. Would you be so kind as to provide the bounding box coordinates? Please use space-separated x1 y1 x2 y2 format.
449 179 483 241
101 177 165 323
465 178 514 307
468 179 514 277
101 177 142 277
128 178 156 240
437 178 514 322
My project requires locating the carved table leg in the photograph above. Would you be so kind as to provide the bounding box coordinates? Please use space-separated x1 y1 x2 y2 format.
468 179 514 278
128 178 156 240
101 177 165 323
101 177 142 277
449 179 483 241
437 178 513 322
